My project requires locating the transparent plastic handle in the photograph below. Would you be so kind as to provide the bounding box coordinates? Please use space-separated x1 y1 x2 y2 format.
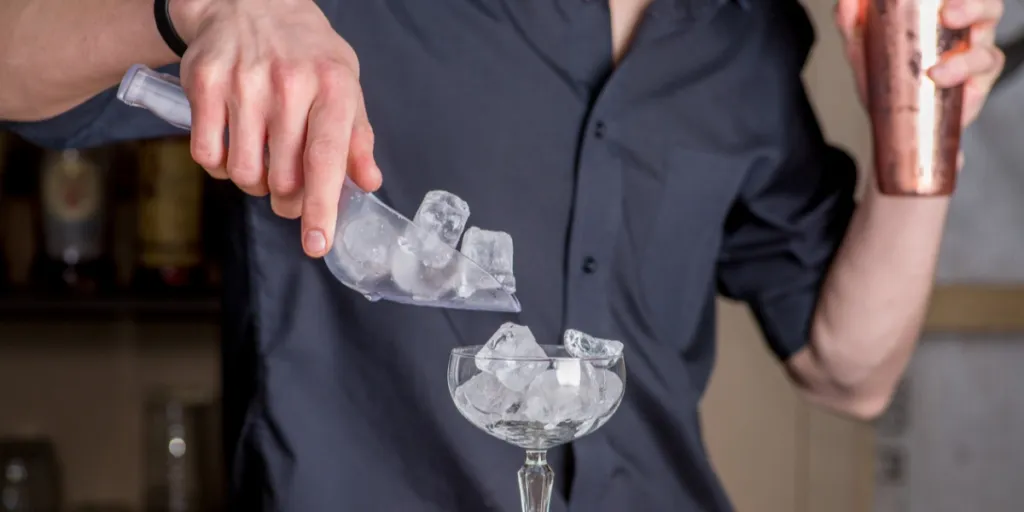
116 64 192 130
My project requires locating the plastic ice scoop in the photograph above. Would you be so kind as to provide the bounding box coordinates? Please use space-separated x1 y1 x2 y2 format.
116 64 521 313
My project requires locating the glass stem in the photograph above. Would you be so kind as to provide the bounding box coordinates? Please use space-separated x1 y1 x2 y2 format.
518 450 554 512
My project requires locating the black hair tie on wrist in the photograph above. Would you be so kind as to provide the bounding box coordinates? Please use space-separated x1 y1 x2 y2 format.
154 0 188 58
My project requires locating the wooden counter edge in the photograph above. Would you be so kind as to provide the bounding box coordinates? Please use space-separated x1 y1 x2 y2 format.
925 284 1024 333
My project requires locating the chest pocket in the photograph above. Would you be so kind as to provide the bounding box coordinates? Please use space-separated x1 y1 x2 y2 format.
637 148 749 347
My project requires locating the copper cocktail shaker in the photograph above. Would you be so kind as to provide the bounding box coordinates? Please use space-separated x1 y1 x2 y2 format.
864 0 970 196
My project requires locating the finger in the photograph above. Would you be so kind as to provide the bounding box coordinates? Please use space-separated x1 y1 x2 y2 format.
835 0 868 98
225 76 270 196
346 98 382 192
963 45 1005 105
960 48 1004 127
943 0 1004 29
971 20 998 48
977 45 1005 89
182 61 229 179
267 67 315 219
965 19 1004 90
929 45 1004 87
834 0 864 42
301 81 357 257
271 191 304 220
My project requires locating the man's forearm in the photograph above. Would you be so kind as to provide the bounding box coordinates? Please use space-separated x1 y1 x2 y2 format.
0 0 202 121
790 186 949 419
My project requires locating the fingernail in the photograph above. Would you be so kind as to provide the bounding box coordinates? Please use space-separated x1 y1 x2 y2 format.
305 229 327 255
371 166 384 188
929 59 963 85
929 64 951 83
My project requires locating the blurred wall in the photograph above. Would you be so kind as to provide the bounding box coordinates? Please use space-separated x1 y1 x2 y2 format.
875 334 1024 512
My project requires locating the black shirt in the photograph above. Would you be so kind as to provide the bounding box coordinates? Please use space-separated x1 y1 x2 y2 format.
4 0 857 510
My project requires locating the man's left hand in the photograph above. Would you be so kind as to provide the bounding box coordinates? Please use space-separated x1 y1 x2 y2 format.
836 0 1006 127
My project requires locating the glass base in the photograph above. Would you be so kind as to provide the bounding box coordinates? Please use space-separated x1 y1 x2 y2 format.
518 450 554 512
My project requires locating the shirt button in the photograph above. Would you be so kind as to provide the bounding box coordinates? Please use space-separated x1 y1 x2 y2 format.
594 121 606 139
582 256 598 274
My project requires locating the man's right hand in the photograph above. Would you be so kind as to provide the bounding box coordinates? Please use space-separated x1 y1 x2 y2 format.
173 0 381 257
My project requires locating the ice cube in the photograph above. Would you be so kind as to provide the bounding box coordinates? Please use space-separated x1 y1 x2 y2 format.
458 227 516 295
454 372 524 427
587 368 624 419
413 190 471 248
563 329 624 367
398 228 453 270
390 239 458 301
520 360 596 425
476 322 548 392
400 190 469 269
332 214 396 284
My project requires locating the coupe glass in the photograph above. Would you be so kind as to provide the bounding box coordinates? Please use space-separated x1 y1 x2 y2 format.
448 345 626 512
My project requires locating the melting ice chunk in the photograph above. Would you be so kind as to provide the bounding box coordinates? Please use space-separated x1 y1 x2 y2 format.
458 227 516 295
395 190 470 276
475 322 548 392
563 329 624 367
586 367 624 420
414 190 470 247
454 371 524 426
520 360 596 425
332 214 396 286
390 239 459 301
390 190 469 297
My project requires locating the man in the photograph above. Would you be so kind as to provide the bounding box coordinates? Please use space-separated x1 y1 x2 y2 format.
0 0 1006 510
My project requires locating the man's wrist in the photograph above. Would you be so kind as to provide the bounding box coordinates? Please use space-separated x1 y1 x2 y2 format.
168 0 214 44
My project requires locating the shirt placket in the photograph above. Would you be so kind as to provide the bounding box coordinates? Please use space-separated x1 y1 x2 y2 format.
559 5 628 511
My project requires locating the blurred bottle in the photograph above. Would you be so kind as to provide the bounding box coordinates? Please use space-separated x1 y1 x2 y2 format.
864 0 968 196
110 143 140 292
0 136 42 292
0 436 63 512
36 148 114 294
143 389 223 512
134 138 206 296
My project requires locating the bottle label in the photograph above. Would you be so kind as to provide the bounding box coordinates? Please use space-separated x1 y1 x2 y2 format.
138 139 203 268
41 149 104 261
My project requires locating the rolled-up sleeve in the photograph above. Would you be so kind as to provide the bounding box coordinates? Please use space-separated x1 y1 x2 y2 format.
2 65 186 149
716 85 857 362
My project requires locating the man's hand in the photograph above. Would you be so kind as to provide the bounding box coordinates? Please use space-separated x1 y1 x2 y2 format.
786 1 1006 421
174 0 382 257
836 0 1006 127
